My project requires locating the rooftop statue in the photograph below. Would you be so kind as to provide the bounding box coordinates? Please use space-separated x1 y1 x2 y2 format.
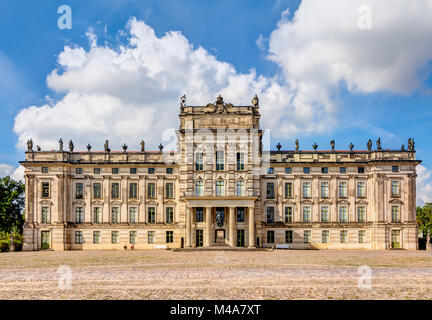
376 137 382 151
27 139 33 152
349 142 354 151
251 94 259 107
295 139 299 151
140 140 145 152
367 139 372 151
276 142 281 151
69 140 74 152
87 143 92 152
104 140 110 152
59 138 63 152
330 139 335 151
122 143 128 152
180 95 186 108
313 142 318 151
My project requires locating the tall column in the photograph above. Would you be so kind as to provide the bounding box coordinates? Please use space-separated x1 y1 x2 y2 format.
229 207 235 247
248 207 255 248
186 206 191 247
205 207 211 247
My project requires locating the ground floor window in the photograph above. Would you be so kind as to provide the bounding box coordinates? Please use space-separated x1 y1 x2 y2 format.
93 231 100 244
391 230 401 248
196 229 203 247
358 230 366 243
267 231 275 244
111 231 119 243
285 230 293 243
304 230 311 243
75 231 83 244
148 231 155 243
237 229 245 247
322 230 329 243
166 231 173 243
340 230 348 243
130 231 137 244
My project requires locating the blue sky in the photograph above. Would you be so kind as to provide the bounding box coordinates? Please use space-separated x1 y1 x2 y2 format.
0 0 432 203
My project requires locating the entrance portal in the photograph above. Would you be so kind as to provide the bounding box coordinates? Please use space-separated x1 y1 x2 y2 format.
215 207 225 228
215 229 226 245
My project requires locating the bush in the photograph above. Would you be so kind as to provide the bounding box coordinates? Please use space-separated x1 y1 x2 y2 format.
0 232 23 252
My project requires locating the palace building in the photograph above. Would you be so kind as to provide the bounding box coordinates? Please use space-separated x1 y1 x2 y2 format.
21 95 421 251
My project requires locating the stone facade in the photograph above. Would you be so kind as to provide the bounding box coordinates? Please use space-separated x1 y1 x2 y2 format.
21 96 421 251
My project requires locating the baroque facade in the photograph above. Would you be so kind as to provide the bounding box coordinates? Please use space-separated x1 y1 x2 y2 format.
21 95 420 251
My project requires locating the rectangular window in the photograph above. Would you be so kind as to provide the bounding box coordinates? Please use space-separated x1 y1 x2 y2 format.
391 181 400 197
75 231 83 244
303 206 311 223
216 150 224 171
358 230 366 243
112 168 119 174
42 167 49 173
130 168 137 174
148 231 155 243
166 168 173 174
285 230 293 243
358 167 365 174
41 206 50 223
148 168 155 174
266 207 275 223
392 206 401 223
267 231 275 244
195 153 203 171
321 167 328 174
304 230 311 243
339 182 347 198
322 230 329 243
75 183 84 199
147 183 156 199
236 152 245 171
75 207 84 223
285 207 293 223
266 183 275 199
111 183 119 198
392 166 399 173
148 207 156 223
93 183 101 199
357 181 366 197
321 206 329 223
166 207 174 223
321 182 329 198
340 230 348 243
340 167 346 174
93 207 101 223
129 231 137 244
303 182 311 198
93 231 100 244
94 168 101 174
129 207 137 223
111 207 119 223
111 231 119 243
165 183 174 199
357 206 366 223
215 180 225 196
195 181 203 197
236 180 245 196
303 167 310 174
166 231 173 243
339 206 348 223
42 182 50 198
129 183 138 199
285 182 293 198
391 230 400 248
195 207 204 222
285 167 292 174
76 168 83 174
268 167 274 174
236 207 245 222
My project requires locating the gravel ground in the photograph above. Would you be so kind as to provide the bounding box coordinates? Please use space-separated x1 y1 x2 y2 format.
1 250 432 300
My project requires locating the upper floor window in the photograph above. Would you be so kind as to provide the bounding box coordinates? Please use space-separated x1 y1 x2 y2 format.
391 206 401 223
111 207 120 223
148 207 156 223
266 207 275 223
41 206 50 223
93 207 101 223
42 167 49 173
358 167 365 174
321 206 329 223
166 168 173 174
321 182 329 198
339 206 348 223
321 167 328 174
236 180 245 196
340 167 347 174
339 182 347 198
268 167 274 174
76 168 83 174
166 207 174 223
195 207 204 222
303 206 311 223
148 168 155 174
41 182 50 198
266 182 275 199
112 168 119 174
130 168 137 174
215 180 225 196
147 183 156 199
392 166 399 173
237 207 245 222
75 183 83 199
285 206 293 223
93 183 101 199
165 183 174 199
216 150 224 171
195 153 203 171
357 181 366 198
237 152 245 171
303 182 311 198
303 167 310 174
129 183 138 199
285 167 292 174
94 168 101 174
285 182 293 198
391 181 400 197
195 181 203 197
75 207 84 223
111 183 120 199
129 207 137 223
357 206 366 223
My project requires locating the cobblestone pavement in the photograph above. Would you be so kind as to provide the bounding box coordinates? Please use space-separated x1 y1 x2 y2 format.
1 250 432 299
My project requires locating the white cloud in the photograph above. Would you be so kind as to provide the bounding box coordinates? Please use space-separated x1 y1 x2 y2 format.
417 165 432 206
0 164 24 182
0 163 13 177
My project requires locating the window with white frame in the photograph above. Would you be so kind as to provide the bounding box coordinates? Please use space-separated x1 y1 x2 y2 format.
322 230 329 243
148 231 155 243
166 207 174 223
236 180 245 196
41 206 50 223
285 182 293 198
93 207 101 223
357 181 366 198
215 180 225 196
339 182 347 198
195 152 203 171
392 206 401 223
358 230 366 243
75 207 84 223
339 206 348 223
148 207 156 223
129 207 137 223
303 182 311 198
111 231 119 243
129 231 137 244
93 231 100 243
321 206 329 223
111 207 119 223
216 150 225 171
321 182 329 198
340 230 348 243
195 180 204 196
165 183 174 199
357 206 366 223
236 152 245 171
304 230 311 243
285 206 293 223
303 206 311 223
391 181 400 197
75 231 83 244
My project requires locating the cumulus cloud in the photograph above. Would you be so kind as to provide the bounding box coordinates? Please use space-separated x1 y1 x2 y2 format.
0 163 13 177
0 164 24 182
417 165 432 206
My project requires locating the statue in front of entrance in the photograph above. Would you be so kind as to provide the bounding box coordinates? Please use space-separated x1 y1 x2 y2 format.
216 211 224 228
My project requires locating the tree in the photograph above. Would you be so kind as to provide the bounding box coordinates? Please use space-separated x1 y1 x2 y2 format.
417 203 432 250
0 176 25 251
